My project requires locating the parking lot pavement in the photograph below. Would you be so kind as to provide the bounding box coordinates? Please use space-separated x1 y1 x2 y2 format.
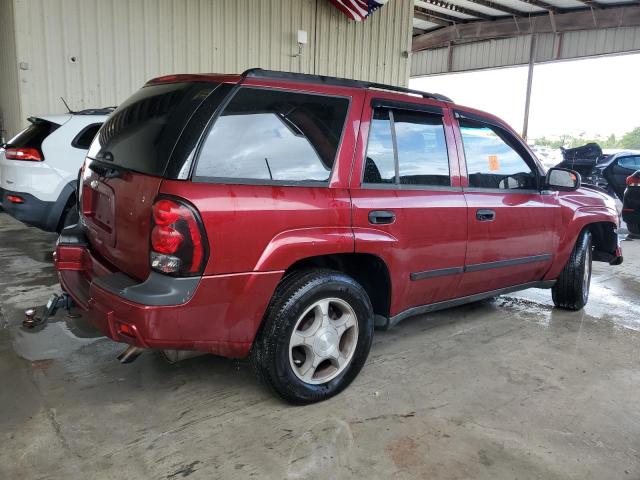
1 211 639 480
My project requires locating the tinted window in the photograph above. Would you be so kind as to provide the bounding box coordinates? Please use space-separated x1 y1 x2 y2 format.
363 109 395 184
459 120 537 190
394 110 449 186
363 108 450 186
7 120 59 150
618 156 640 169
72 123 101 149
195 88 349 183
87 82 221 176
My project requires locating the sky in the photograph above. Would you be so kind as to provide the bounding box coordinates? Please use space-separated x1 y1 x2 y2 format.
410 53 640 140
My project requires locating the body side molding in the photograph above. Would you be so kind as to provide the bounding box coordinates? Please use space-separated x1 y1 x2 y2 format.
377 280 556 330
410 254 553 281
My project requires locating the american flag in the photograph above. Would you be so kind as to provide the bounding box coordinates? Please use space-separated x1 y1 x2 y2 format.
329 0 390 22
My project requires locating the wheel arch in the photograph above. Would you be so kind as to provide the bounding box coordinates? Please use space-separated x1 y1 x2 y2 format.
587 220 622 265
54 183 77 233
282 253 392 319
544 207 621 280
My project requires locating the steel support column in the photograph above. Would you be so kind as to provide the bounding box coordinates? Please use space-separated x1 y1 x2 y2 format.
522 34 537 141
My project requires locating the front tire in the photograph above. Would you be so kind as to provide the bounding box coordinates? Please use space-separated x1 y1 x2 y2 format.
251 269 374 404
552 230 593 310
628 223 640 235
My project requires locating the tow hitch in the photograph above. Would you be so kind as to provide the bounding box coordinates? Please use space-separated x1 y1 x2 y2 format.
23 293 78 329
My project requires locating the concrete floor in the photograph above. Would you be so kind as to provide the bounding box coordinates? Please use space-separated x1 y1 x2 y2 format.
1 212 639 480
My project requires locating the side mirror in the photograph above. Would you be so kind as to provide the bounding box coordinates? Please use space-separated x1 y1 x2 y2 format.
545 167 581 191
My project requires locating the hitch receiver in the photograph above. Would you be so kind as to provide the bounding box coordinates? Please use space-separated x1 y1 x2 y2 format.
23 293 76 329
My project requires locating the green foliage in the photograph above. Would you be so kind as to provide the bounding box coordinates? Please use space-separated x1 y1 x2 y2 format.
619 127 640 149
532 127 640 150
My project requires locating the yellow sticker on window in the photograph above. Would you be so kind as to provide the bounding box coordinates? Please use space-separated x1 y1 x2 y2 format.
488 155 500 171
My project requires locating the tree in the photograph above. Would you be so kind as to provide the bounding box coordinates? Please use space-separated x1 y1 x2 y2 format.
531 127 640 150
618 127 640 150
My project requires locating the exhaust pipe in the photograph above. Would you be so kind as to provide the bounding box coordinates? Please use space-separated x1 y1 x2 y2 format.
116 346 145 364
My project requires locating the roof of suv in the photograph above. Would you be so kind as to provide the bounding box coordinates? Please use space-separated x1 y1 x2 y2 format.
145 68 453 103
142 69 526 149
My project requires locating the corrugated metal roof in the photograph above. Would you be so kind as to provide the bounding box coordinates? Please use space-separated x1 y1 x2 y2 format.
482 0 544 13
413 0 639 27
540 0 585 8
446 0 512 17
413 17 442 31
415 1 476 20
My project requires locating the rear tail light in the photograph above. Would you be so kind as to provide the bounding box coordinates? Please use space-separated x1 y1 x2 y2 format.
5 147 43 161
7 195 24 203
626 172 640 187
149 197 207 276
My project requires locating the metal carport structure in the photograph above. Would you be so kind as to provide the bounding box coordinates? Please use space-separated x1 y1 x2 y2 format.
410 0 640 138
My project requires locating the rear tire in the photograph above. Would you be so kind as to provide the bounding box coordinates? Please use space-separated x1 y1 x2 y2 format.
552 230 593 311
58 204 79 232
251 269 374 404
628 223 640 235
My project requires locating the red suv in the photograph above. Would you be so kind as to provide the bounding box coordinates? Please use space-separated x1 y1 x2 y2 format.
55 69 622 403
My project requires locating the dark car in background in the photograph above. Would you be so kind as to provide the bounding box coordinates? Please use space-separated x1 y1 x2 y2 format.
558 143 603 179
557 144 640 200
592 152 640 200
622 170 640 235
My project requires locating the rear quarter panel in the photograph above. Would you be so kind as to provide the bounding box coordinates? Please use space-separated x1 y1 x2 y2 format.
159 182 354 275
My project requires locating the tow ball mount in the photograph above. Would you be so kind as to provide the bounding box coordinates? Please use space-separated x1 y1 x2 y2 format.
23 293 78 329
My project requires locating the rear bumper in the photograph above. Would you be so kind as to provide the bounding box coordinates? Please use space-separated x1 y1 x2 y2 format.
2 188 57 230
55 228 283 358
1 183 74 231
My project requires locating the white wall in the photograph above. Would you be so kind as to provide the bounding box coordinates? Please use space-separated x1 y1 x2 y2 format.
1 0 413 137
0 0 20 142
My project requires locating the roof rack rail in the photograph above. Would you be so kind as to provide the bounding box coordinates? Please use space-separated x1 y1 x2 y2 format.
241 68 452 103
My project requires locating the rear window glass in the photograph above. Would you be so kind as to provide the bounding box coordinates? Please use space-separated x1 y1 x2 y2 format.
87 82 221 176
194 87 349 184
8 120 59 150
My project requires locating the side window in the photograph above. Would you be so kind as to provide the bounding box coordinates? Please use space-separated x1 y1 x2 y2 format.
363 106 450 187
459 119 537 190
394 110 450 186
619 156 640 169
195 88 349 183
72 123 102 149
363 109 395 184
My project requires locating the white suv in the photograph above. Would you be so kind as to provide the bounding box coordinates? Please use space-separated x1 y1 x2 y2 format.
0 108 113 231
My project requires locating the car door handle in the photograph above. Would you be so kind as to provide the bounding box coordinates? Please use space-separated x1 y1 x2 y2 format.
476 209 496 222
368 210 396 225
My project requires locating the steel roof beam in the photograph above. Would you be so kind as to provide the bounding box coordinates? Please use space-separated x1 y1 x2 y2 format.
412 4 640 50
